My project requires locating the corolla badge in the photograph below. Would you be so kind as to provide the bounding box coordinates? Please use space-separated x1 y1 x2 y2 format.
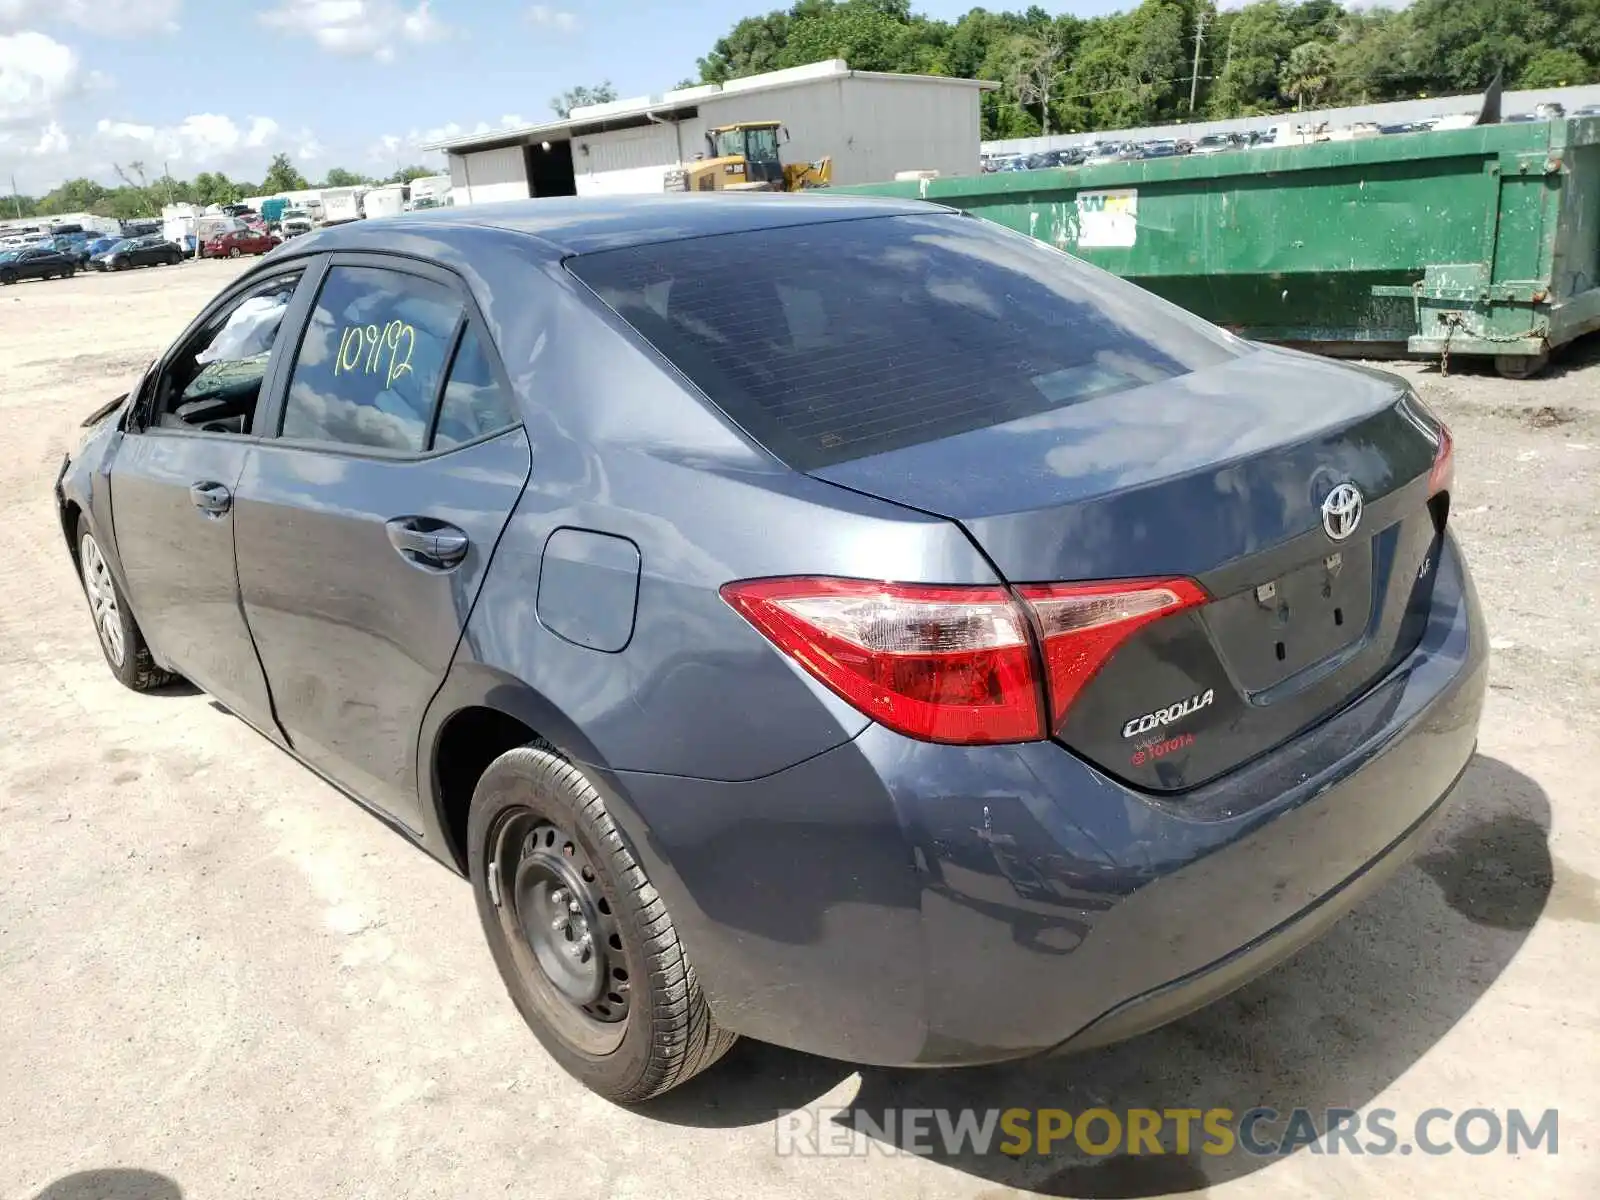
1122 688 1215 739
1321 482 1364 542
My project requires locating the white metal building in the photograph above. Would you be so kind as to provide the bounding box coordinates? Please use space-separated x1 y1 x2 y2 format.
424 59 996 204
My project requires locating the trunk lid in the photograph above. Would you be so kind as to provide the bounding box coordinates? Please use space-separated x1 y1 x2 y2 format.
810 348 1447 791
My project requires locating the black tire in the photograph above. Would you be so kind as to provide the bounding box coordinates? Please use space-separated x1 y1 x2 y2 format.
63 266 74 279
75 516 175 692
468 746 736 1102
228 246 241 258
1495 352 1549 380
0 270 15 285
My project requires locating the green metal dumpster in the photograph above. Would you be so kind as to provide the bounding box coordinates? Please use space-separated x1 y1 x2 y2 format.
841 118 1600 377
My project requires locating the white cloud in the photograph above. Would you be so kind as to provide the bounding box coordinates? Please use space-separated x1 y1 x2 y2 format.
260 0 444 62
5 108 301 191
0 0 181 35
527 5 577 32
244 116 279 148
365 113 526 164
0 30 82 127
29 118 66 154
82 114 316 177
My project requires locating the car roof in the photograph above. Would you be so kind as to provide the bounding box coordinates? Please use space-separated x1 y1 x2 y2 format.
286 193 946 260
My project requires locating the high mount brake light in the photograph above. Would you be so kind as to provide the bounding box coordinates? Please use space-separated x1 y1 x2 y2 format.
721 576 1208 745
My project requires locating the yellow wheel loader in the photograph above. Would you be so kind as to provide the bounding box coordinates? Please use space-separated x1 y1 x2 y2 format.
664 122 833 193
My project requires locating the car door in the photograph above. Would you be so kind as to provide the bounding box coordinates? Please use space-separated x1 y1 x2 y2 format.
109 265 316 734
18 249 44 279
234 254 531 827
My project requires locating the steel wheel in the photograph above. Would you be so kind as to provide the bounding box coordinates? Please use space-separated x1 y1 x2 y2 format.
79 533 125 668
489 808 631 1055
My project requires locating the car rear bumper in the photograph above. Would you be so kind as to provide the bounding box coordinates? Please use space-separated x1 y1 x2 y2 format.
603 532 1487 1067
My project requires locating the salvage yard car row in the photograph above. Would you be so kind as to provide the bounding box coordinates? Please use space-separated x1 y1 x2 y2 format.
0 231 280 284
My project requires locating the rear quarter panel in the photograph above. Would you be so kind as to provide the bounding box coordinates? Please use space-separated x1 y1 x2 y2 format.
432 246 1003 781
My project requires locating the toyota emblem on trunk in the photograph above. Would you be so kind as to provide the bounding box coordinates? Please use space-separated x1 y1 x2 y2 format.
1321 482 1364 541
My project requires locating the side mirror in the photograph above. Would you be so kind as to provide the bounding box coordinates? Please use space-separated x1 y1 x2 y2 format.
781 126 791 145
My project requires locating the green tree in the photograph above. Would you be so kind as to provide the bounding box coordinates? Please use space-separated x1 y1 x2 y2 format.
1331 7 1417 105
387 165 437 184
1519 47 1592 87
698 11 793 82
781 0 938 74
1007 28 1068 135
36 178 110 216
687 0 1600 139
192 171 241 207
550 81 618 118
1281 39 1335 108
261 153 309 194
321 167 371 188
1208 2 1296 117
1404 0 1553 92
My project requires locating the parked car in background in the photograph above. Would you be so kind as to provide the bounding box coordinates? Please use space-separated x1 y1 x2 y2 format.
79 236 120 264
280 209 314 238
1191 133 1243 156
0 246 77 283
91 235 184 272
204 228 276 259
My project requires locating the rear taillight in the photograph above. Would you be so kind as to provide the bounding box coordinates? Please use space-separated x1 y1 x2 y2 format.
720 578 1043 744
1405 391 1454 498
721 575 1206 745
1428 421 1454 497
1017 579 1209 728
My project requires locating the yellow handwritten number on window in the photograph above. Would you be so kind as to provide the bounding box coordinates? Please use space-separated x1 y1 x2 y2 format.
334 320 415 389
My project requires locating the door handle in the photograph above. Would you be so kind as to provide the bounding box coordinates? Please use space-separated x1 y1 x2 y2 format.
189 481 232 517
385 517 469 570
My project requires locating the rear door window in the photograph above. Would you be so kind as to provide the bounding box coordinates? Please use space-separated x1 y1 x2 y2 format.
567 213 1241 470
280 265 464 452
432 326 519 450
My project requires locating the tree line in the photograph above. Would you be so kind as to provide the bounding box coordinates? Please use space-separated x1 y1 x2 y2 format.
7 153 438 222
692 0 1600 139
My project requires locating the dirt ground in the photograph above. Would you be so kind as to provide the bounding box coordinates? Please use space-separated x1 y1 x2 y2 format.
1 261 1596 1200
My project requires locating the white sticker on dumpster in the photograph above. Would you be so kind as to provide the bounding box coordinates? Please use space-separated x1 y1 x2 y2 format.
1076 189 1138 248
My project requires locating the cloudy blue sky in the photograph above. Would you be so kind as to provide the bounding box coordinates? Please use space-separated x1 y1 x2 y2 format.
0 0 1154 193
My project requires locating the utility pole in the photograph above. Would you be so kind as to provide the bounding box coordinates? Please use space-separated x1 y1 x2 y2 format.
1189 8 1208 114
9 175 21 219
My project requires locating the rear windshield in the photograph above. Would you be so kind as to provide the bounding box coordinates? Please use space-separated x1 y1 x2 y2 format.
567 212 1240 470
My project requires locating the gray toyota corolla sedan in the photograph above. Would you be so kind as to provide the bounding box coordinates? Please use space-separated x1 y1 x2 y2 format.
55 194 1486 1102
